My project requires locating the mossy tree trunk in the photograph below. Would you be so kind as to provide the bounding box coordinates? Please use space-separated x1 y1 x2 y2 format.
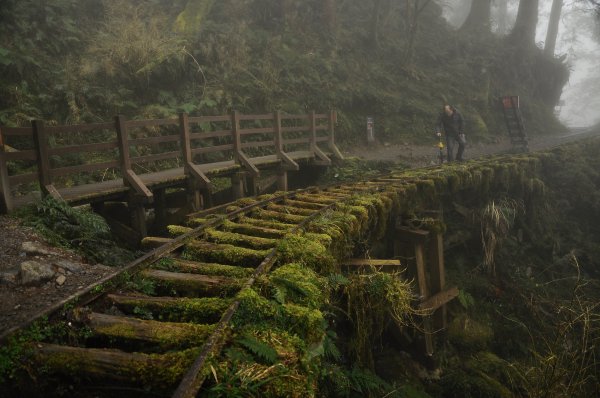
509 0 539 48
460 0 491 33
544 0 563 57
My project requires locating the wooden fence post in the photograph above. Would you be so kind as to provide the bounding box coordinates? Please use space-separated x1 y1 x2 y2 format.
328 110 344 160
231 110 241 163
0 128 13 212
32 120 60 198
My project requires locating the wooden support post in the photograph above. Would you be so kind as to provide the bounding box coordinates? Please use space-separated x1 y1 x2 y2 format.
0 128 13 212
415 242 433 356
328 110 344 160
179 113 211 211
428 232 447 330
276 170 288 192
154 188 167 234
232 110 260 178
311 110 331 166
246 176 258 196
274 110 299 171
32 120 60 199
130 200 147 240
231 172 245 199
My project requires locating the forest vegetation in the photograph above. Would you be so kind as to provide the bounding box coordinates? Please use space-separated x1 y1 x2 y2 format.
0 0 581 144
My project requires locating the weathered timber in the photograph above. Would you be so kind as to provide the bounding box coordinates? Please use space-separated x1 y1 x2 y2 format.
204 228 277 250
106 294 231 323
183 241 270 267
283 198 329 210
73 309 215 348
141 236 173 250
252 208 307 224
237 216 296 231
342 258 403 273
34 343 198 388
266 203 316 216
140 269 240 296
220 221 287 239
167 259 255 278
419 287 459 312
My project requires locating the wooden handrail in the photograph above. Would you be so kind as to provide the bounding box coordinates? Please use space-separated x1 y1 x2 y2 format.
0 110 337 211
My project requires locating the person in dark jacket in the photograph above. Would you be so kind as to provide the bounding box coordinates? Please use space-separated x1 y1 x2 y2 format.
436 105 466 162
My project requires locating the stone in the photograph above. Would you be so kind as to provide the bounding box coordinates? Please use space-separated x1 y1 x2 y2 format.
19 261 55 286
53 259 84 273
0 268 19 285
21 241 54 256
56 275 67 286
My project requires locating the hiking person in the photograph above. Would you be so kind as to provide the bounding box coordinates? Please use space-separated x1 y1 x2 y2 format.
435 105 466 162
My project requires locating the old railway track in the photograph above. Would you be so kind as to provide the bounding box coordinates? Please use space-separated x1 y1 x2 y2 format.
1 177 396 398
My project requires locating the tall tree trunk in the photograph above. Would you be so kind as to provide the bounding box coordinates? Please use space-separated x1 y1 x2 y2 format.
323 0 337 34
496 0 508 34
509 0 539 47
404 0 433 66
544 0 563 57
371 0 383 47
461 0 492 32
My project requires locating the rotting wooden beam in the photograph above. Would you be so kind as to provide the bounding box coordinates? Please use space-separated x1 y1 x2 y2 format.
141 236 174 250
419 286 459 312
140 269 239 296
428 232 447 329
72 308 215 348
341 258 402 273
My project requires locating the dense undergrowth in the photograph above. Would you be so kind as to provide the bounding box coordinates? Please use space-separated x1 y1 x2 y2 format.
16 196 136 265
0 0 567 145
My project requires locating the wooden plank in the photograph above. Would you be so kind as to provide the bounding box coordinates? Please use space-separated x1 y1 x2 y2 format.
313 145 332 166
315 136 329 142
231 110 242 157
309 111 317 152
44 184 63 201
343 258 402 267
125 118 178 128
237 151 260 178
281 114 310 120
240 140 275 149
124 169 153 200
128 135 180 146
281 126 308 133
191 144 233 155
3 150 37 161
414 242 428 299
238 113 273 121
429 232 447 329
48 141 119 156
190 130 232 140
0 138 13 212
49 160 120 178
0 126 33 136
239 127 274 136
8 173 38 185
315 126 329 131
44 122 114 135
396 226 430 242
189 115 230 123
115 115 132 171
419 287 459 312
130 150 181 164
32 120 51 194
283 137 310 146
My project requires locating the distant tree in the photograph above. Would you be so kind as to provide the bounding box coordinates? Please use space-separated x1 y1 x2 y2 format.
403 0 434 65
509 0 539 47
461 0 492 32
544 0 563 57
323 0 336 34
495 0 509 34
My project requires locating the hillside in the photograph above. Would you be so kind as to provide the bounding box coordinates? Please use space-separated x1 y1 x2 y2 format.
0 0 568 145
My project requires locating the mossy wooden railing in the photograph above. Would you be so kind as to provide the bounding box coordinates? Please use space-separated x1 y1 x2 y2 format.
0 110 342 213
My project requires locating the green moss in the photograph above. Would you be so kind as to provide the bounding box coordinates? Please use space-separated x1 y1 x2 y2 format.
252 208 306 224
205 228 277 250
157 260 254 278
268 263 328 308
267 203 316 216
276 234 335 273
237 215 296 231
183 241 270 267
448 314 494 353
167 225 193 237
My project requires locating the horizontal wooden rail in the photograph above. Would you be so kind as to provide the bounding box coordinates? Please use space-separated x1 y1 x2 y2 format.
190 130 232 140
45 122 114 135
0 110 339 212
48 142 119 156
126 118 178 128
